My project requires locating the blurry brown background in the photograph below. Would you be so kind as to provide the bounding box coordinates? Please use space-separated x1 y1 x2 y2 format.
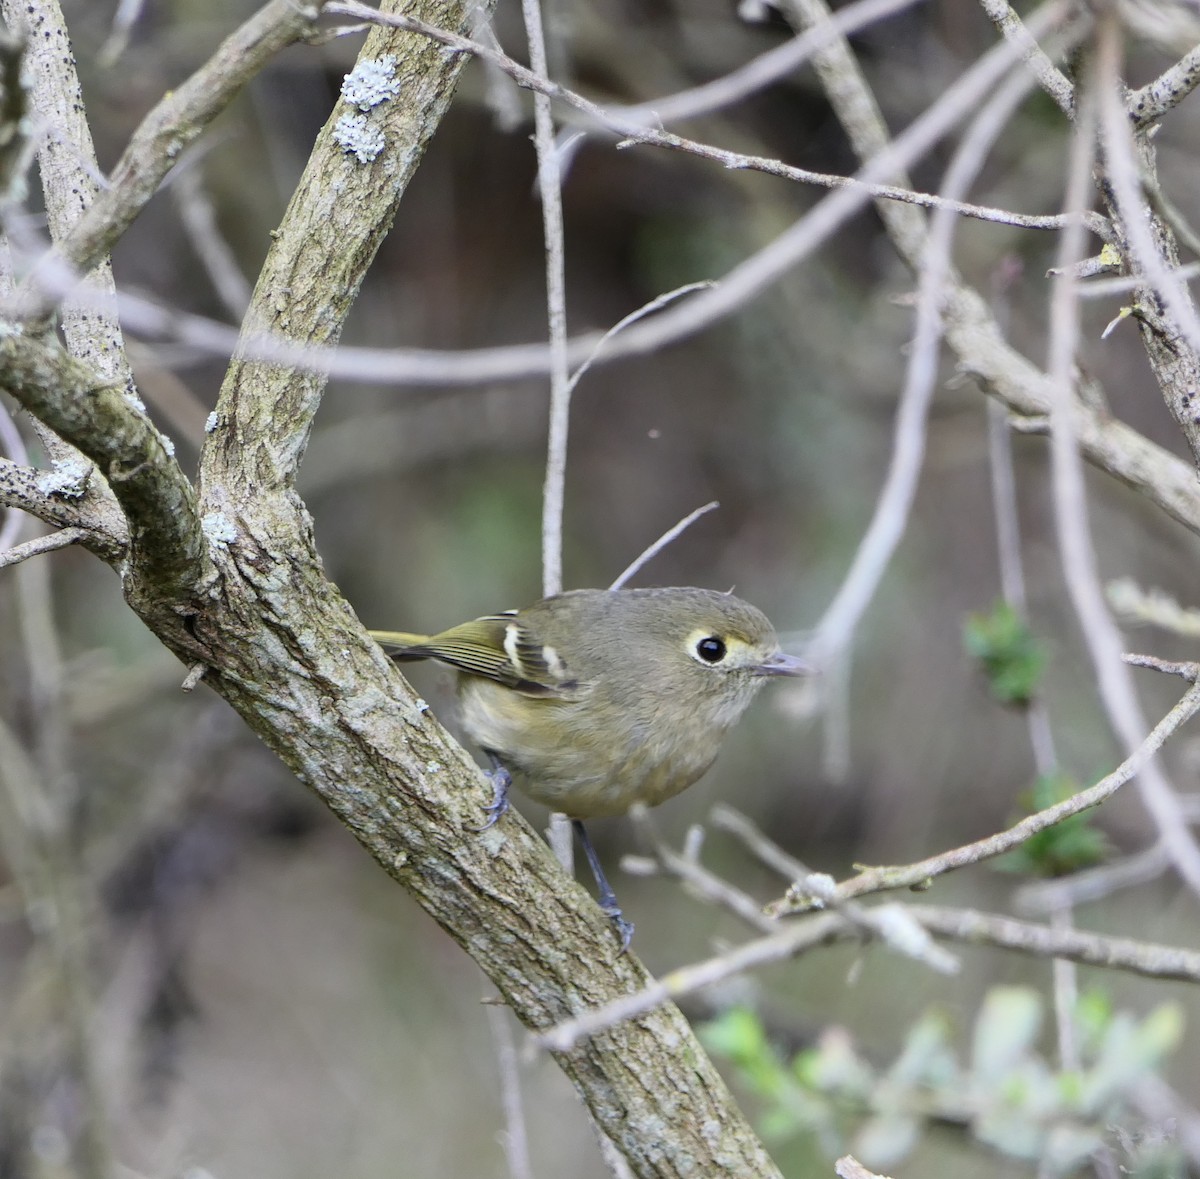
3 0 1200 1175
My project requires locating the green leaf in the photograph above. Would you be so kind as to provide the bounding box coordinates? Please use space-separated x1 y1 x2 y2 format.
799 1029 876 1098
700 1006 769 1062
760 1106 804 1141
972 1063 1058 1162
886 1009 958 1090
1079 1004 1184 1115
964 601 1046 706
1073 988 1114 1056
971 987 1043 1080
996 772 1112 878
699 1007 789 1099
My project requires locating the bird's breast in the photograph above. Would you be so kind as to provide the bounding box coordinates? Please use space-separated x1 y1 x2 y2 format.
455 675 728 818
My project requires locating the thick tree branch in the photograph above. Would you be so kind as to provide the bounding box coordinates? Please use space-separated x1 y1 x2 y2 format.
202 5 469 499
0 455 127 560
185 4 780 1175
3 0 129 375
182 543 782 1178
0 334 202 598
67 1 1196 557
3 0 139 544
10 0 327 320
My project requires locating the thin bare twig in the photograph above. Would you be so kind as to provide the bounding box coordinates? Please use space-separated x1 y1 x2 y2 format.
0 526 87 568
172 166 251 320
623 816 780 932
809 51 1042 664
1053 37 1200 899
0 395 28 550
1123 654 1200 680
987 404 1026 610
13 511 114 1179
986 399 1059 774
1049 907 1080 1071
98 0 148 65
987 261 1074 1066
1080 262 1200 299
710 803 811 882
484 1004 534 1179
768 679 1200 913
1109 580 1200 636
608 501 719 590
0 709 53 901
1016 842 1169 914
912 904 1200 982
977 0 1077 114
10 0 326 317
567 281 715 398
539 896 1200 1052
614 0 922 128
519 0 576 881
1129 41 1200 127
630 814 960 973
538 912 848 1052
523 0 570 602
327 1 1096 236
1096 20 1200 411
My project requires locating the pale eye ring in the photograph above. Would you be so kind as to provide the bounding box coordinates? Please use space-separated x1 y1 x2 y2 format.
695 635 727 663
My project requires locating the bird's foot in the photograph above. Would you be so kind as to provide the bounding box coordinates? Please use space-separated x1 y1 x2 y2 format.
599 900 635 955
472 760 512 831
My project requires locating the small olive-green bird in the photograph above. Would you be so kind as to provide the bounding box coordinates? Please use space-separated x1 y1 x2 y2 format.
371 586 808 948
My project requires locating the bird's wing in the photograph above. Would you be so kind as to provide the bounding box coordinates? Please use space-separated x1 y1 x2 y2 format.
372 614 581 697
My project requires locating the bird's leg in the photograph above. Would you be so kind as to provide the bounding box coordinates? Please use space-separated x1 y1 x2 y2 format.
572 819 634 953
473 753 512 831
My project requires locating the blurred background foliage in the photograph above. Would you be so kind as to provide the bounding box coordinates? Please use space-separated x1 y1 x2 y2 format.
3 0 1200 1176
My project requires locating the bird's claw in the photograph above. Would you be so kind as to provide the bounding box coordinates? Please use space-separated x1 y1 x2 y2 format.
604 907 635 955
472 761 513 832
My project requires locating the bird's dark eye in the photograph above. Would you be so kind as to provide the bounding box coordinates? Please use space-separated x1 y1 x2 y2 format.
696 636 727 663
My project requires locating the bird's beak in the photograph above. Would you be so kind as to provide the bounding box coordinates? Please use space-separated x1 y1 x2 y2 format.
754 651 813 677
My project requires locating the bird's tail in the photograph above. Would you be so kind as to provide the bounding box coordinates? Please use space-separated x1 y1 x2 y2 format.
369 630 431 657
